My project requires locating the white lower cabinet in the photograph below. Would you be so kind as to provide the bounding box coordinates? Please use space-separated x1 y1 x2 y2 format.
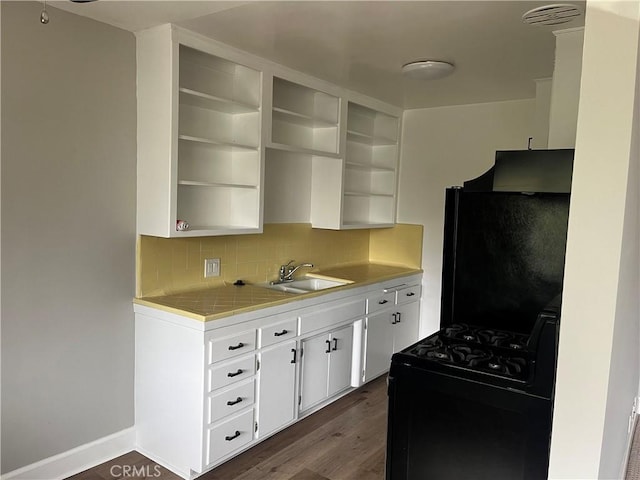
300 324 354 412
393 300 420 353
363 309 396 381
206 409 255 465
134 273 420 479
257 339 297 438
363 284 421 383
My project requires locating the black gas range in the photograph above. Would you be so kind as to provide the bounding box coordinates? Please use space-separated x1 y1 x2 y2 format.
386 150 573 480
408 323 531 381
396 311 560 398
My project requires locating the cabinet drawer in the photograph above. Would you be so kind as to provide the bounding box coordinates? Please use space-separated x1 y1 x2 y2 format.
208 330 256 364
208 379 255 424
397 285 421 305
206 409 254 466
259 318 298 348
300 299 365 335
209 355 256 392
367 291 396 313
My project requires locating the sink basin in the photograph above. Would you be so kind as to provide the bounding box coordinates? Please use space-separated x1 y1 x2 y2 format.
260 275 352 294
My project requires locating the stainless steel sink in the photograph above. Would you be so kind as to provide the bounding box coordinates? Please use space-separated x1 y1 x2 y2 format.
259 275 352 294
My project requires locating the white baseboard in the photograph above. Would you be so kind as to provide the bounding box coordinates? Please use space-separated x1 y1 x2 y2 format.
1 427 135 480
621 397 640 480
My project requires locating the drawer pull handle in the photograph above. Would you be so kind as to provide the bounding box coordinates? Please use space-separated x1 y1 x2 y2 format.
391 313 398 325
227 369 243 378
274 329 288 337
225 430 241 442
226 397 243 406
379 299 389 305
406 292 415 297
228 342 245 351
325 340 331 354
291 348 297 364
332 338 338 351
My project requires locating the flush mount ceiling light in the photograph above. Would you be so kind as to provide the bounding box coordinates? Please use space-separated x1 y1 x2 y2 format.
401 60 455 81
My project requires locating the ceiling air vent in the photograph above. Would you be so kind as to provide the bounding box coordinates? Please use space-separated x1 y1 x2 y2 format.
522 4 582 26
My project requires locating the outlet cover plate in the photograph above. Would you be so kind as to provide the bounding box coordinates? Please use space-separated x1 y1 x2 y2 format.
204 258 220 278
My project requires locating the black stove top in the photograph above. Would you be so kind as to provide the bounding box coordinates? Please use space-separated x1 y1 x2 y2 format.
402 323 532 382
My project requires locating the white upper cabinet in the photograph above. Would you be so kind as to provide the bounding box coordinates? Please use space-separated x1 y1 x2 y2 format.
311 101 400 230
270 77 340 156
137 24 401 237
137 26 264 238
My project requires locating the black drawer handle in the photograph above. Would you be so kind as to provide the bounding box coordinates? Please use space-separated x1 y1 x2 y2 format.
225 430 241 441
226 397 243 406
396 312 402 323
332 338 338 351
274 329 288 337
325 339 331 354
227 369 243 378
378 299 389 305
406 292 415 297
291 348 297 364
228 342 244 351
391 313 398 325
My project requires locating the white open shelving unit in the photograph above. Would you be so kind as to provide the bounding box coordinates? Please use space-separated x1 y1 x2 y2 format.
342 102 399 228
176 45 262 234
137 24 402 237
270 77 340 156
137 26 264 237
310 101 400 229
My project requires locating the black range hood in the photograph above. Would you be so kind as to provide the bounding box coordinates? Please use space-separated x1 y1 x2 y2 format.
464 149 574 193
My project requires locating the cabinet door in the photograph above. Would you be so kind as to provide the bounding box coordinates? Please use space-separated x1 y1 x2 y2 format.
257 340 297 438
300 333 330 411
328 325 354 397
364 310 395 382
393 301 420 353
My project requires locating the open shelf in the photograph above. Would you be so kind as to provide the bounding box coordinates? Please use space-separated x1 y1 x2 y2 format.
346 129 397 146
177 180 258 189
344 191 395 198
272 77 340 155
179 88 259 114
267 142 342 158
176 183 261 233
345 161 395 172
179 135 258 151
273 107 338 128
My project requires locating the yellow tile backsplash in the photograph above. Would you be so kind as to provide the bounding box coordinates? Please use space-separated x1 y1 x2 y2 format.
137 223 423 297
369 223 424 267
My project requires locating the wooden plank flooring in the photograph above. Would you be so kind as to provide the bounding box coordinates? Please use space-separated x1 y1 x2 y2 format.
68 376 388 480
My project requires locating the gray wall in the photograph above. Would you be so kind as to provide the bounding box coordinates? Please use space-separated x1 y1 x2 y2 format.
1 2 136 473
599 14 640 477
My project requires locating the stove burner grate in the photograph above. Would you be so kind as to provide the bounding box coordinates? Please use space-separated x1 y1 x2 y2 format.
408 323 533 381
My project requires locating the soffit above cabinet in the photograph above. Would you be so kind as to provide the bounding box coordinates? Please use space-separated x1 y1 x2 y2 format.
52 1 584 109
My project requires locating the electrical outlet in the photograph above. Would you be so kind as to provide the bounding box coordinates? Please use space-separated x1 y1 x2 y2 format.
204 258 220 278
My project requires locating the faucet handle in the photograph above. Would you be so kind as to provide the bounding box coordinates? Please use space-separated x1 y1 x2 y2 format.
279 260 295 278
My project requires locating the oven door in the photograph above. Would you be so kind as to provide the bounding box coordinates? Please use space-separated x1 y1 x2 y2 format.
386 364 553 480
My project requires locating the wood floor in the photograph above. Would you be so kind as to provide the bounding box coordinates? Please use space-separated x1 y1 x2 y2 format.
68 376 388 480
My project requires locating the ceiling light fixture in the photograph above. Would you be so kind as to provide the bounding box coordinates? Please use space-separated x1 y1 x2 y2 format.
522 4 582 26
402 60 455 81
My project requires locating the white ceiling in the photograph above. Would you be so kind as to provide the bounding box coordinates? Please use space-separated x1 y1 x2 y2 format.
49 0 586 109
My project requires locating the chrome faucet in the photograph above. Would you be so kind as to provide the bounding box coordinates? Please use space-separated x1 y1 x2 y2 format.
273 260 314 284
